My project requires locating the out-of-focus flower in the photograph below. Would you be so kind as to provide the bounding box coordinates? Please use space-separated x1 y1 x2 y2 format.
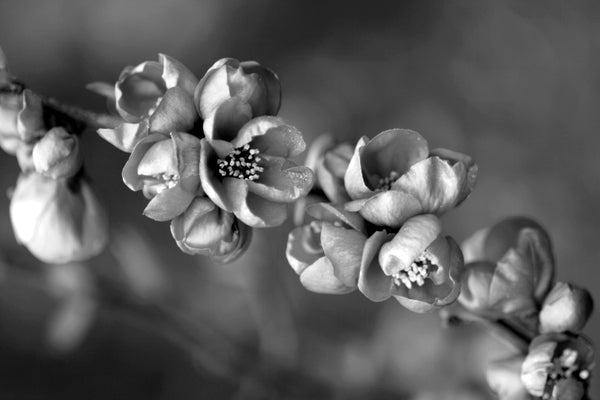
286 202 367 294
200 117 313 227
122 131 202 221
195 58 280 140
486 355 532 400
98 54 198 152
293 134 352 225
9 173 108 264
170 197 251 263
458 217 554 322
358 214 463 313
521 333 594 400
0 89 44 155
32 127 82 179
539 282 593 334
344 129 477 227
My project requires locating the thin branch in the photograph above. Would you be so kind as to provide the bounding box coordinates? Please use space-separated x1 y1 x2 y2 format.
42 96 121 130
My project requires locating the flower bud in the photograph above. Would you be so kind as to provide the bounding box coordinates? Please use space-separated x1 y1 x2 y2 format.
170 197 251 263
0 89 45 155
9 173 108 264
32 127 82 179
539 282 593 334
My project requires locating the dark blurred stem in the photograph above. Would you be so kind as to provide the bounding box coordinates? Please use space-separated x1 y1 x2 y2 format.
479 319 530 353
42 96 121 129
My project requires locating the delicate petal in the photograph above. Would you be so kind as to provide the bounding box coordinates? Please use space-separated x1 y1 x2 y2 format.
232 116 306 158
299 257 355 295
320 223 366 288
359 190 422 228
391 156 462 214
358 231 394 302
430 147 478 205
240 60 281 115
360 129 429 189
203 96 252 142
488 249 538 315
159 54 198 95
458 261 497 313
170 132 201 195
539 282 593 334
86 81 116 100
116 60 165 121
460 226 490 264
17 89 44 140
122 133 167 190
231 184 287 228
344 136 373 199
379 214 442 275
148 87 197 134
195 60 232 118
143 184 194 221
515 227 555 302
98 120 149 153
247 157 313 203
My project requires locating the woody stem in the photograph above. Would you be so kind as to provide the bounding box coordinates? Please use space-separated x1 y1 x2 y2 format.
42 96 121 130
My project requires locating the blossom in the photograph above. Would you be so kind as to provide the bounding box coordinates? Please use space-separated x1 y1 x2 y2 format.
0 89 44 155
170 197 251 263
458 217 555 321
539 282 593 334
98 54 198 152
9 172 108 264
359 214 463 313
122 131 202 221
200 116 313 227
32 127 82 179
286 203 367 294
195 58 281 140
521 333 594 400
344 129 477 227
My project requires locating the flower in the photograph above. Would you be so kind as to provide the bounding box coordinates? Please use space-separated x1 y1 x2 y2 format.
122 131 202 221
32 127 82 179
359 214 463 313
170 197 251 263
486 355 532 400
539 282 593 334
195 58 281 140
9 172 108 264
458 217 555 321
521 333 594 400
344 129 477 227
286 202 367 294
98 54 198 152
0 89 44 155
200 116 314 227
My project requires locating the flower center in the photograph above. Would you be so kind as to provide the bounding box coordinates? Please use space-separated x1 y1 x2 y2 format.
217 144 264 181
391 250 437 289
542 348 589 399
377 171 400 191
154 172 179 194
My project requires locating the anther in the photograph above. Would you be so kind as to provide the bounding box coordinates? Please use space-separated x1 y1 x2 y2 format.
391 251 438 289
377 171 400 191
217 144 264 181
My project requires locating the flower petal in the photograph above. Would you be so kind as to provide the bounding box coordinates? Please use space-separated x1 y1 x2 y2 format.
391 156 462 214
358 230 394 302
122 133 168 191
359 190 422 228
195 60 232 118
378 214 442 276
116 60 165 121
344 136 373 199
320 223 366 288
171 132 201 195
98 120 149 153
148 87 197 134
143 184 194 221
486 356 530 400
306 202 366 233
460 226 490 264
240 60 281 115
430 147 478 205
286 223 324 275
246 157 313 203
230 181 287 227
159 54 198 95
203 96 253 142
232 116 306 158
299 256 355 295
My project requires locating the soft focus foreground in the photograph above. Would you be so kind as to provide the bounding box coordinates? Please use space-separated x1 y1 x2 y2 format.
0 1 598 399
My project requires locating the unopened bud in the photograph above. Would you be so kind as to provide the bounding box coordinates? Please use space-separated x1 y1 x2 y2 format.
32 127 82 179
539 282 593 334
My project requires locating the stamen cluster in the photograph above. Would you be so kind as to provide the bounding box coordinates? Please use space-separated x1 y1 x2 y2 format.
217 144 264 181
392 251 436 289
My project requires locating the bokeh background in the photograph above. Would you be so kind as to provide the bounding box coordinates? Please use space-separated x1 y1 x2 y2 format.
0 0 598 398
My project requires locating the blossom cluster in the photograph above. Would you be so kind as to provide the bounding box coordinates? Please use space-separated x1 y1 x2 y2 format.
459 217 595 400
94 55 313 262
0 48 108 264
287 129 478 313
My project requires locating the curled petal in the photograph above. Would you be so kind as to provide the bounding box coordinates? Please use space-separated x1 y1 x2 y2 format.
195 58 232 118
98 120 149 153
430 147 478 205
344 137 373 199
240 60 281 115
539 282 594 334
159 54 198 95
170 132 201 195
379 214 442 275
232 116 306 158
488 249 538 315
299 257 355 295
229 181 287 228
358 230 395 302
203 96 252 142
247 157 313 203
320 223 366 288
18 90 44 141
122 133 169 190
359 190 422 228
306 202 365 233
143 184 194 221
486 356 530 400
460 226 490 264
116 60 165 121
286 223 324 275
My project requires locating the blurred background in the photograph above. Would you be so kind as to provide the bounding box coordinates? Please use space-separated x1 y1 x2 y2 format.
0 0 598 398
